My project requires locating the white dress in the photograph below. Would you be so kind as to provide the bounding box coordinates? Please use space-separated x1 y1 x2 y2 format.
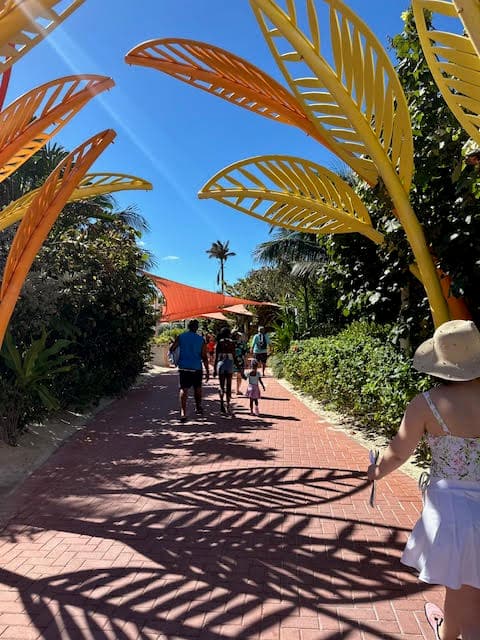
401 391 480 589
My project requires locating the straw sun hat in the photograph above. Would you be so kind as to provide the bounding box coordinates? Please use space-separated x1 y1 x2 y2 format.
413 320 480 381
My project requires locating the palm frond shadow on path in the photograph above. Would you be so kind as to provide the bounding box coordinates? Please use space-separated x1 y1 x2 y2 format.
0 371 434 639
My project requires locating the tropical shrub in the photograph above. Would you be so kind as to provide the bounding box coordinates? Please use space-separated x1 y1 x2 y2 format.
40 222 156 408
0 331 75 445
275 321 431 442
154 327 184 344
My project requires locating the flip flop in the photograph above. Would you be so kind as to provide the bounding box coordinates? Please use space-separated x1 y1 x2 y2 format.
425 602 444 639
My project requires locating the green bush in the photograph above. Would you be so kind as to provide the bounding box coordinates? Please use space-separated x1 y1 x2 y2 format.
276 321 431 442
0 331 74 445
1 221 156 426
44 223 156 408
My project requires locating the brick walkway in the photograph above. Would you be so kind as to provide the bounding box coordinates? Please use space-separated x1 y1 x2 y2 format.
0 370 442 639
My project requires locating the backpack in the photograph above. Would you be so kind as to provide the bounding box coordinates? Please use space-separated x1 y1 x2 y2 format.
257 332 266 349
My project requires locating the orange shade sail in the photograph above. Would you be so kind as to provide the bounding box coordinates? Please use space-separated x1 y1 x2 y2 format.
222 304 254 316
146 273 269 322
200 312 229 320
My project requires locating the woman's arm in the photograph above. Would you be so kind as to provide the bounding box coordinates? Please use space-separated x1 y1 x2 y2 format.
213 340 220 377
368 393 426 482
201 342 209 381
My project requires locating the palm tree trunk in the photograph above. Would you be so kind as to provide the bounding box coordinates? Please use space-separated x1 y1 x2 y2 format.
303 279 310 329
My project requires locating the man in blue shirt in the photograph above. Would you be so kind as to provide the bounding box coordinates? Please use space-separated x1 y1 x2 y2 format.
170 319 209 420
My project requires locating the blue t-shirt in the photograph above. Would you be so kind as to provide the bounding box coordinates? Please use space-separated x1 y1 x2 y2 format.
177 331 204 370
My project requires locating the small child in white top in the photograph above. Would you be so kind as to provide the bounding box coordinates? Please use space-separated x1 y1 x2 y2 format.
246 360 266 416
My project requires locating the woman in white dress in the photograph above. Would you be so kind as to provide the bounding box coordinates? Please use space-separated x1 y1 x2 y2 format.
368 320 480 640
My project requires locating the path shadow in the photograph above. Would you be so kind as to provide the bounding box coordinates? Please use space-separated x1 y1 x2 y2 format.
1 465 431 639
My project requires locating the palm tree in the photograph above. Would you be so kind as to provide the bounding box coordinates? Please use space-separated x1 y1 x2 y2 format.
254 229 326 329
206 240 236 293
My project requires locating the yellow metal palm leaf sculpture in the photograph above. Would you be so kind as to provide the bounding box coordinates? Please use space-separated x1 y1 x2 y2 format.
453 0 480 57
0 75 114 183
413 0 480 146
128 0 451 325
251 0 414 190
199 155 384 244
249 0 448 326
0 0 85 73
0 173 153 231
0 129 116 347
125 38 333 151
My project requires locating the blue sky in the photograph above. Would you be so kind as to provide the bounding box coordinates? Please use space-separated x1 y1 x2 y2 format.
8 0 410 290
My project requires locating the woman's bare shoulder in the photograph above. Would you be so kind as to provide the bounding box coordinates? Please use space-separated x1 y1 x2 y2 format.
407 390 429 410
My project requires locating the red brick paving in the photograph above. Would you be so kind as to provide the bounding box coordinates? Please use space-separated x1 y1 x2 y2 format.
0 371 442 639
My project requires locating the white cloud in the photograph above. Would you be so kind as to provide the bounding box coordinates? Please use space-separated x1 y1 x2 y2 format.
161 255 180 261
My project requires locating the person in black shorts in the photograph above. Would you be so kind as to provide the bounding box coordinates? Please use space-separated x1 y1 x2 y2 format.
170 319 209 420
213 326 236 415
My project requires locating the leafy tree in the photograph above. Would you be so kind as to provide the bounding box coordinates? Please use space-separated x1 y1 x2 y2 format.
0 143 156 441
251 229 345 335
392 8 480 323
206 240 236 293
39 220 156 407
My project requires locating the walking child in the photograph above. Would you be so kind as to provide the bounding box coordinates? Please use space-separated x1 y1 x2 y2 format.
246 359 265 416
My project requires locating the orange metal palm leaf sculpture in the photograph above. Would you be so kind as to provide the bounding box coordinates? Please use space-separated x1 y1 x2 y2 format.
125 38 336 158
0 0 86 73
0 173 153 231
0 74 114 183
0 129 116 347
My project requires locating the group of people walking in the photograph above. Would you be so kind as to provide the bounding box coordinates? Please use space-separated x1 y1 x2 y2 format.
169 321 269 419
170 318 480 639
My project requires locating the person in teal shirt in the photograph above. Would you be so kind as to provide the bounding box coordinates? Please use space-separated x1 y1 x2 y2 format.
251 326 270 376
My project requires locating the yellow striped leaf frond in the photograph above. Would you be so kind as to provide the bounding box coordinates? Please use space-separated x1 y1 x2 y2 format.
251 0 414 190
0 173 153 231
199 155 384 244
413 0 480 146
0 74 114 184
452 0 480 58
0 0 86 73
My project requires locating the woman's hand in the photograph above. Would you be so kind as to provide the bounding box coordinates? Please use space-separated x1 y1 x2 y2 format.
367 463 378 483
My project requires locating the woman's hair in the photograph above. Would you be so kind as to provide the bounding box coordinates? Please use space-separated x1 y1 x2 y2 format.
430 376 455 387
218 326 231 340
